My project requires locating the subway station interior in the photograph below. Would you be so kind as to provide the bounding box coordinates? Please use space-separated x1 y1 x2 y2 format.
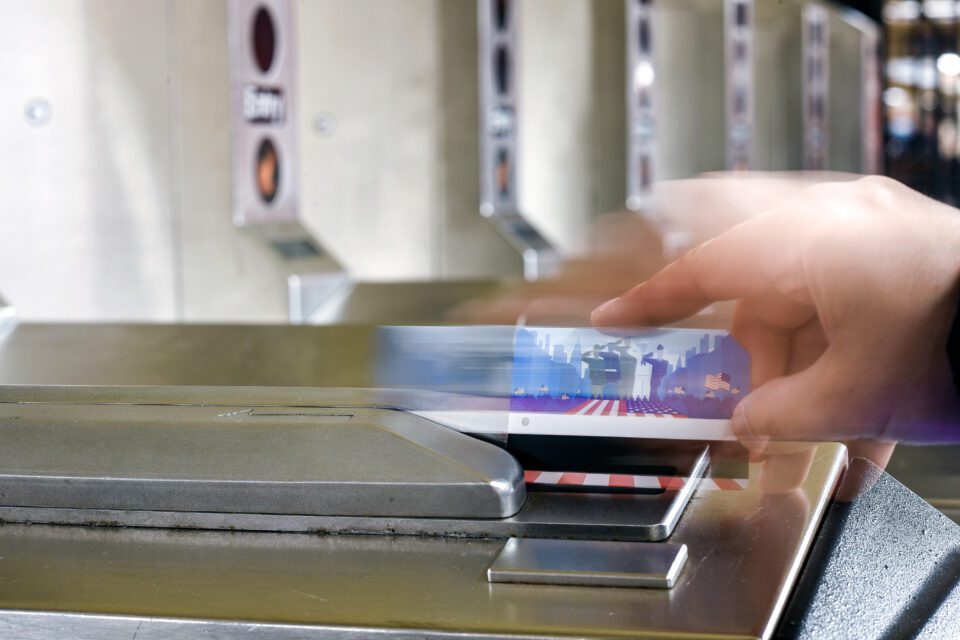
2 1 960 638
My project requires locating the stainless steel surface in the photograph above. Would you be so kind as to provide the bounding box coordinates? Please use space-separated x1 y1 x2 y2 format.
487 538 688 588
0 400 525 520
0 322 848 637
0 444 847 639
0 323 379 387
0 384 700 541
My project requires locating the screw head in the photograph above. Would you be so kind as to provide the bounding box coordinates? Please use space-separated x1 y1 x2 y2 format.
24 98 52 127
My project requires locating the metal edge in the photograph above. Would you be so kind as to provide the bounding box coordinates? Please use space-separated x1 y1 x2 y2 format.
375 409 527 518
486 538 689 589
0 385 506 412
759 442 848 640
664 543 688 588
0 503 691 541
646 445 711 541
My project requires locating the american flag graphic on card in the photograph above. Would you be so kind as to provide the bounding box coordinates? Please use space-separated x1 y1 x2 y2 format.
506 326 752 489
507 327 751 441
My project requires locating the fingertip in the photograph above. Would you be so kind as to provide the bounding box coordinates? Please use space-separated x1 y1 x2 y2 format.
590 297 622 326
731 400 769 454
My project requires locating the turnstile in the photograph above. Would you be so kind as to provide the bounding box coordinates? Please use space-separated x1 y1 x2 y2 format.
0 321 955 639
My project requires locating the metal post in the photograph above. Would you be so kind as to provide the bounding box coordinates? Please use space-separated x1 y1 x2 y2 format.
227 0 348 323
802 3 830 171
477 0 559 281
724 0 754 171
626 0 656 212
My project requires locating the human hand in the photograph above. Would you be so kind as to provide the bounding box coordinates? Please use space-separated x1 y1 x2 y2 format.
592 176 960 492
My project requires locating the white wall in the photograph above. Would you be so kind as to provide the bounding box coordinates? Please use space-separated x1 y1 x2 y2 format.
0 0 179 321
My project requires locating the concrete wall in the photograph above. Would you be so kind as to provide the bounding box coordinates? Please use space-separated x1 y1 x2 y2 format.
0 0 178 321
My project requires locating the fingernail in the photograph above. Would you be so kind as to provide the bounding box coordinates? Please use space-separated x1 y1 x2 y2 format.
591 297 620 322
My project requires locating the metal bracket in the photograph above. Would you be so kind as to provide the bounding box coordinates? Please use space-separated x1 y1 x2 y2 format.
477 0 560 281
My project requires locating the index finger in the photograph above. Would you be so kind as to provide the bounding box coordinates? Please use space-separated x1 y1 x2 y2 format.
591 212 799 328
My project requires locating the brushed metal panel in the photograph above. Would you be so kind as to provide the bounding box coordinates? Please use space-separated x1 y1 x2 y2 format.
0 444 847 638
488 538 688 588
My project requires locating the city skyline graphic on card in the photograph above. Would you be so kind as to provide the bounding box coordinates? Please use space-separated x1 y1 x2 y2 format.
509 327 751 422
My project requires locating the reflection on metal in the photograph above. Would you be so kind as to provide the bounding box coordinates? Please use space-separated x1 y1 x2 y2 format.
626 0 657 212
488 538 688 588
287 271 351 325
724 0 754 170
477 0 558 281
228 0 346 321
0 399 525 520
802 4 829 170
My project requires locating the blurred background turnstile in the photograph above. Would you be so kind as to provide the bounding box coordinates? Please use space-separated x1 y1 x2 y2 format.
0 0 883 325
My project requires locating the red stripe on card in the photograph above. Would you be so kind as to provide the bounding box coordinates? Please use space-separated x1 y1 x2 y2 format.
609 474 635 488
712 478 744 491
558 472 587 485
605 401 618 416
659 476 686 490
653 413 663 418
673 414 688 418
565 400 594 415
524 470 541 483
617 402 628 416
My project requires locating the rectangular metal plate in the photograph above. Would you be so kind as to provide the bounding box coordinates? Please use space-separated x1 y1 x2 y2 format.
0 400 525 520
487 537 688 588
